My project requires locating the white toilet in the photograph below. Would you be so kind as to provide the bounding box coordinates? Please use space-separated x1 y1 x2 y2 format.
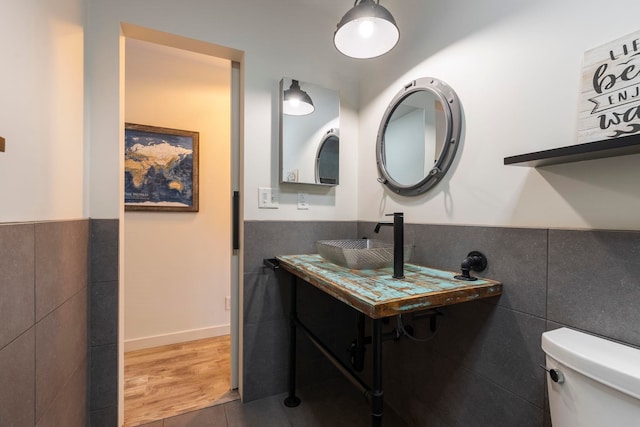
541 327 640 427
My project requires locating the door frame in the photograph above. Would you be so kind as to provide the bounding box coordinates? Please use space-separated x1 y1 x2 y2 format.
119 23 245 424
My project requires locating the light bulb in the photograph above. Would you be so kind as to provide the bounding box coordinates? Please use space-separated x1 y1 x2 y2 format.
289 98 300 108
359 19 374 38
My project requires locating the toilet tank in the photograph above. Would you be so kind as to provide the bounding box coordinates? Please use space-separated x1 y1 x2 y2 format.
541 328 640 427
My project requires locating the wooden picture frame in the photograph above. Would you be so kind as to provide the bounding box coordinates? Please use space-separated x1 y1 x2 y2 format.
124 123 199 212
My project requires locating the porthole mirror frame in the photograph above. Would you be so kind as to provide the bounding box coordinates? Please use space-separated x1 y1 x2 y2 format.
376 77 462 196
315 128 340 185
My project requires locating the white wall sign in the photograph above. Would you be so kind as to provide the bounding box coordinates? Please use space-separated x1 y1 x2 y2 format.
578 29 640 144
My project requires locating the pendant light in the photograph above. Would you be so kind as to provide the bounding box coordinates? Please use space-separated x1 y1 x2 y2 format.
334 0 399 59
283 80 315 115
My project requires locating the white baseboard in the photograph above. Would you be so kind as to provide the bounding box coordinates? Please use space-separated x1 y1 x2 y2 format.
124 324 230 352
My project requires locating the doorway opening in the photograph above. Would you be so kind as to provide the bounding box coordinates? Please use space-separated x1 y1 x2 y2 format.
120 24 243 426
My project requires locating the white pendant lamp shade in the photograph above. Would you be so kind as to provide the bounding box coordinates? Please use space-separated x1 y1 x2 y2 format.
334 0 399 59
283 80 315 115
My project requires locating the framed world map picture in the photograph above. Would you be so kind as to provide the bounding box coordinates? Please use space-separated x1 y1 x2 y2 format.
124 123 199 212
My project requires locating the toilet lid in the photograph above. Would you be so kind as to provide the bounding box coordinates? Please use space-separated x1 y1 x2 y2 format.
542 328 640 400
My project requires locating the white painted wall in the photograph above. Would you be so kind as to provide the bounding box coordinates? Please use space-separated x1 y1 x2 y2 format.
85 0 361 222
6 1 638 241
123 39 232 350
359 0 640 230
0 0 84 222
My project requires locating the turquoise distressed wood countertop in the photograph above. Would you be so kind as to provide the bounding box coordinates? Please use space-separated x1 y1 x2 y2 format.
276 254 502 319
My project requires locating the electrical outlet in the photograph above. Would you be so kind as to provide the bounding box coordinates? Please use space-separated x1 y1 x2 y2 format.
258 187 279 209
297 193 309 210
225 296 231 311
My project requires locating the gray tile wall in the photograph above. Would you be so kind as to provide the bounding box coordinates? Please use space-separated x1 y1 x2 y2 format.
359 222 548 426
365 223 640 427
5 219 635 426
244 221 640 426
547 229 640 347
0 220 89 427
242 220 358 402
89 219 119 427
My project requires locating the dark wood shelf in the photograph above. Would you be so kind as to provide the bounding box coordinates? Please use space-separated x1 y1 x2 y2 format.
503 133 640 167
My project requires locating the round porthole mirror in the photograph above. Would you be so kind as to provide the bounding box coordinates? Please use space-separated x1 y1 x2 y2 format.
315 128 339 185
376 77 462 196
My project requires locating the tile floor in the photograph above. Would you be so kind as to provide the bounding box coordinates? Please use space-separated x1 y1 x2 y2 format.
137 377 410 427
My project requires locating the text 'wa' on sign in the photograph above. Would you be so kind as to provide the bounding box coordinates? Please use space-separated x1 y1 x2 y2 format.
578 29 640 144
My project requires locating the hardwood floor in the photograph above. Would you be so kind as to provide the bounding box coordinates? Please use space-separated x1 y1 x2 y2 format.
124 335 238 427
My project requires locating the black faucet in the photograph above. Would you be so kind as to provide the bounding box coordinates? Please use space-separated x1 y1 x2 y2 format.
374 212 404 279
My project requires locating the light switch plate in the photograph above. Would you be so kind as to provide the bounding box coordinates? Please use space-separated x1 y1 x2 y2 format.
258 187 279 209
297 193 309 210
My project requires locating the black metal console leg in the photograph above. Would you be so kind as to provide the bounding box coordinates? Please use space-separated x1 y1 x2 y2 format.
284 275 301 407
371 318 383 426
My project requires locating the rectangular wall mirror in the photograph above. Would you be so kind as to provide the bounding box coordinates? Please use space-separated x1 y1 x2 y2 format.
279 77 340 186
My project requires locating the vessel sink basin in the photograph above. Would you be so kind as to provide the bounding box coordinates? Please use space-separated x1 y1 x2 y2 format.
316 239 413 270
